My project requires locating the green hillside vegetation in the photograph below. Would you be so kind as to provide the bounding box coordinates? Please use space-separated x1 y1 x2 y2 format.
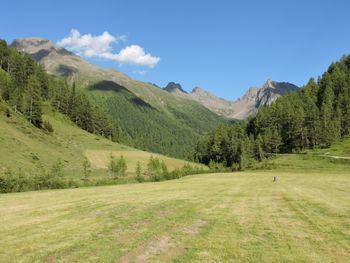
194 55 350 169
11 38 228 158
0 39 208 193
0 100 206 192
87 80 225 157
0 39 121 142
1 150 349 262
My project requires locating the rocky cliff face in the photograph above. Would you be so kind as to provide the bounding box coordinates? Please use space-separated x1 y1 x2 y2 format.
164 80 299 119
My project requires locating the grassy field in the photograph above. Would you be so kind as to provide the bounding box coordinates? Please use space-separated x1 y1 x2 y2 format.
1 169 349 262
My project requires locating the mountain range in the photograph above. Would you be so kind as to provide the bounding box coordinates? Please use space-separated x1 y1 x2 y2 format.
11 37 299 157
163 80 299 119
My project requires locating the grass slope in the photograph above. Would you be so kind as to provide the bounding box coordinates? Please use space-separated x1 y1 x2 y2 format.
1 152 349 262
0 101 203 177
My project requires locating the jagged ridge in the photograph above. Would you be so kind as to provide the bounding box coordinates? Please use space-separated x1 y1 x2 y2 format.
163 80 299 119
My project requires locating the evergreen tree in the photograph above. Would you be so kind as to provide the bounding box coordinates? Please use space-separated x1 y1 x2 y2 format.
23 75 42 127
319 73 337 146
69 82 77 123
254 134 265 161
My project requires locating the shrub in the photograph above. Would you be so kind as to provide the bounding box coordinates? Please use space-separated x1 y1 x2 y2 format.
147 156 163 182
82 157 91 179
109 154 127 179
135 161 144 182
43 120 54 133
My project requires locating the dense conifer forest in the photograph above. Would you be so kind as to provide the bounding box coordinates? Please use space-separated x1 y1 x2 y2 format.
194 55 350 169
0 39 121 141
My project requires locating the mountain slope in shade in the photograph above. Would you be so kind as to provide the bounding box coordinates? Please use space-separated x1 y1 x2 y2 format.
11 38 226 158
164 80 299 119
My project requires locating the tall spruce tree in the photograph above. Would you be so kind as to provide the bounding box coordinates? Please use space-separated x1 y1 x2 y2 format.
23 75 42 127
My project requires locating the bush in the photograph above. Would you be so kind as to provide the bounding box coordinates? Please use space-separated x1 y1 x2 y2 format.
147 156 163 182
51 159 64 177
82 157 91 179
109 154 127 179
116 155 127 177
135 161 144 182
43 120 54 133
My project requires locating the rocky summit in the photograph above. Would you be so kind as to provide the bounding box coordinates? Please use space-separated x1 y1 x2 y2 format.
164 80 299 119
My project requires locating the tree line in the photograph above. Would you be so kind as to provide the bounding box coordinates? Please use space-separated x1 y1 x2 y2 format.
194 55 350 169
0 39 121 141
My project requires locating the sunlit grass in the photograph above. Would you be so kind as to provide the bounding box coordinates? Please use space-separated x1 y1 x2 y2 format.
1 171 349 262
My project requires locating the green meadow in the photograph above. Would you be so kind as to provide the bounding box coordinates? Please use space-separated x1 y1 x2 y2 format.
1 153 349 262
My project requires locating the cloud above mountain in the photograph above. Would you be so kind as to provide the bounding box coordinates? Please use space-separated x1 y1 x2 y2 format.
57 29 160 68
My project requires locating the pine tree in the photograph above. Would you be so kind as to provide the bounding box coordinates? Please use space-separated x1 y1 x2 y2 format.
319 73 337 146
254 134 265 161
0 69 11 100
23 75 42 128
69 82 77 123
302 79 320 147
35 64 49 99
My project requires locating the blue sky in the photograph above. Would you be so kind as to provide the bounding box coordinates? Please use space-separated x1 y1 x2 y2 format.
1 0 350 100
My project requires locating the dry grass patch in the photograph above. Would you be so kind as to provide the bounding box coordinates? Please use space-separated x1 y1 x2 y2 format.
85 149 205 172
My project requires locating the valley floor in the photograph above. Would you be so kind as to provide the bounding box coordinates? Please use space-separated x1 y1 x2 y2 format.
0 171 349 262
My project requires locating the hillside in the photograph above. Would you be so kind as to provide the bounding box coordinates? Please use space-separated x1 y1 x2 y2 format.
164 80 299 119
11 38 227 158
0 100 204 179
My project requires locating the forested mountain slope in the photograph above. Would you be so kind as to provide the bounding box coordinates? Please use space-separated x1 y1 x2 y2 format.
0 39 203 185
194 55 350 168
11 38 227 158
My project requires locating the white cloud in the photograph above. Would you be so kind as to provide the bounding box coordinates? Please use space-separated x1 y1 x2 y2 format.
57 29 160 68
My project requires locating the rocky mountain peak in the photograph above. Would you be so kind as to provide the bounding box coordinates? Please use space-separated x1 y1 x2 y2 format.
10 37 99 79
11 38 74 60
11 37 52 50
191 86 204 94
263 79 274 88
164 82 187 94
163 79 299 120
238 87 258 102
